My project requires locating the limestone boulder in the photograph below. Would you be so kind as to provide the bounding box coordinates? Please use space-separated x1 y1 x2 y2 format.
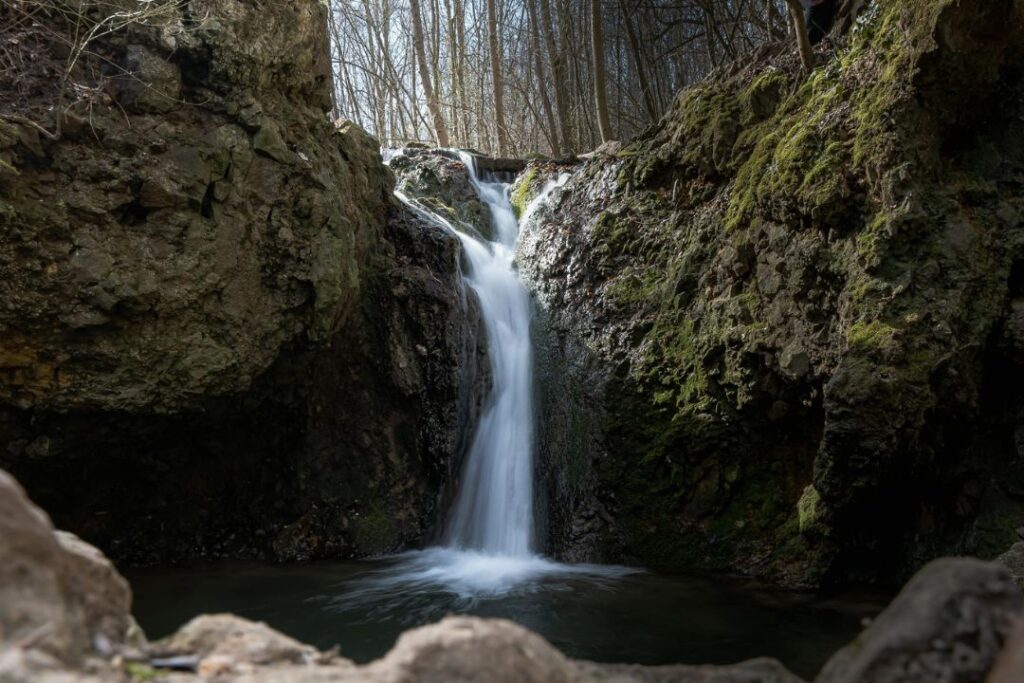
154 614 325 668
389 148 493 240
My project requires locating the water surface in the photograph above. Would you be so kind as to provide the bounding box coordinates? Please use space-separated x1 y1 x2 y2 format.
130 556 882 679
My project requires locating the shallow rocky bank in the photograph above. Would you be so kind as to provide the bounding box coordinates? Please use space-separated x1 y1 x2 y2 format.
2 467 1023 683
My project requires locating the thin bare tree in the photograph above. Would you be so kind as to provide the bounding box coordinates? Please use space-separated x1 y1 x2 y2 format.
590 0 613 143
410 0 451 144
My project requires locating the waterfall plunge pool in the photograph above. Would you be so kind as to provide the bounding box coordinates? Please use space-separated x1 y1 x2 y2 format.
128 555 884 679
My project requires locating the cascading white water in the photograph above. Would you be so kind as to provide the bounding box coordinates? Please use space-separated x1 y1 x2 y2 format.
443 152 536 556
337 152 633 601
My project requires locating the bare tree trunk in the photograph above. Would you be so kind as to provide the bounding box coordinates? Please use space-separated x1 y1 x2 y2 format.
784 0 815 71
619 0 657 124
539 0 573 153
486 0 510 154
525 0 560 155
765 0 786 40
410 0 450 145
590 0 613 143
452 0 470 146
570 5 595 149
446 0 461 144
702 3 718 69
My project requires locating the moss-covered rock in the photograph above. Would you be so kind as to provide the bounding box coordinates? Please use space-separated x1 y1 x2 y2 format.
389 148 493 240
510 160 579 218
519 0 1024 586
0 1 488 565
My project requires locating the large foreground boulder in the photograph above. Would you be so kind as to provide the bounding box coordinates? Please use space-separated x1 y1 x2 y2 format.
817 558 1023 683
366 617 579 683
987 618 1024 683
154 614 322 668
0 470 132 664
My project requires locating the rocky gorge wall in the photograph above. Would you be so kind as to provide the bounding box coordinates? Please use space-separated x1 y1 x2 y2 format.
0 0 487 564
518 0 1024 586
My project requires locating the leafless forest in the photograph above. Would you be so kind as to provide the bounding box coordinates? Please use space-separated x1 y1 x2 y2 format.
326 0 798 155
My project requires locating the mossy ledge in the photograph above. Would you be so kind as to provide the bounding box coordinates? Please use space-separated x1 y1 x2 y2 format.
518 0 1024 587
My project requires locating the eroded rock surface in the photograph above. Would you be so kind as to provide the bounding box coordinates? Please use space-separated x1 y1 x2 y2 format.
518 0 1024 585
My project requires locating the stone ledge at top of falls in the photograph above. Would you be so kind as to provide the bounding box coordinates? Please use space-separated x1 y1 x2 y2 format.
387 146 579 240
389 147 495 241
0 1 489 566
515 0 1024 588
2 465 1023 683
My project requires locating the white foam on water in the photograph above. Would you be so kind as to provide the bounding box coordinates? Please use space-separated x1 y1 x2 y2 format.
334 548 637 606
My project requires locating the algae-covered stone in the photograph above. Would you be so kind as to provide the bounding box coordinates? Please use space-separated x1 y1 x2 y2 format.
797 486 823 535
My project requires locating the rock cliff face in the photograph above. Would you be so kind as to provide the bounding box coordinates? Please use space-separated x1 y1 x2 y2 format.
0 0 486 563
519 0 1024 585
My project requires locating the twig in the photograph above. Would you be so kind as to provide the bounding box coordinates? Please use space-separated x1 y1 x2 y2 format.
0 112 58 140
13 622 54 650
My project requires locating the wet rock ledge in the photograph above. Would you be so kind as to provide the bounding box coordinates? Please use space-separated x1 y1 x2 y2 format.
2 467 1024 682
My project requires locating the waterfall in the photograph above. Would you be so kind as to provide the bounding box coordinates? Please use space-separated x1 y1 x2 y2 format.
339 151 631 602
395 152 566 559
443 152 536 556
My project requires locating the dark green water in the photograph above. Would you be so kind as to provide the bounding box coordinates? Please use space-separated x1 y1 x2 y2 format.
129 553 884 679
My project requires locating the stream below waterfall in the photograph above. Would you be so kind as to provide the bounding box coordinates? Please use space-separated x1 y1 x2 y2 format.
129 154 886 680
